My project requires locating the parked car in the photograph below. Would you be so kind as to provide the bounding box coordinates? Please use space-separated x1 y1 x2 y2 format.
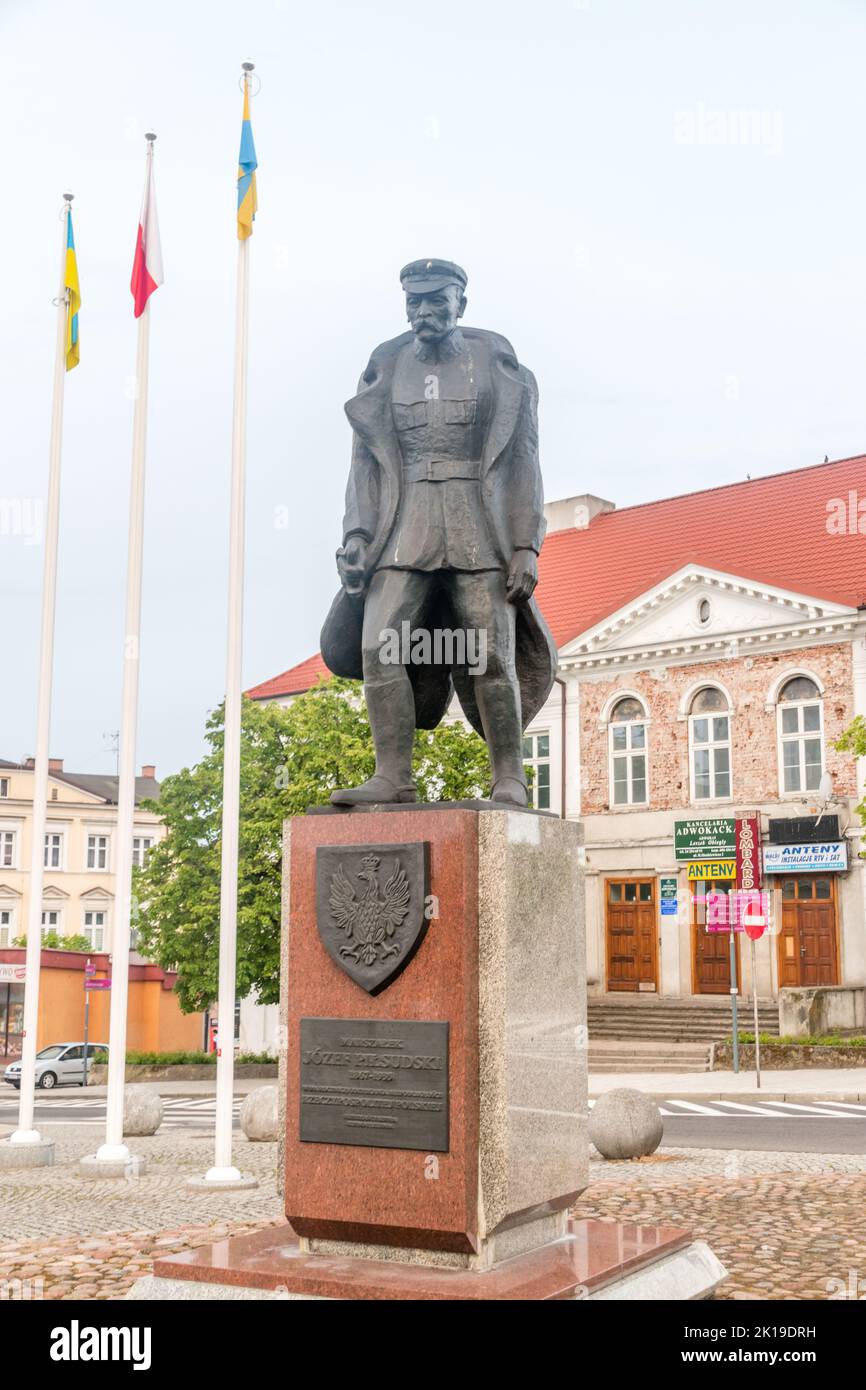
3 1042 109 1090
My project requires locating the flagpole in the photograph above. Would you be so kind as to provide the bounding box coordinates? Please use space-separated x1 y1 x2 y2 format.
199 63 257 1187
7 195 73 1158
88 138 157 1174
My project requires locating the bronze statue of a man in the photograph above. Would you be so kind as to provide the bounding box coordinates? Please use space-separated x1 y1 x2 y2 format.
321 259 556 807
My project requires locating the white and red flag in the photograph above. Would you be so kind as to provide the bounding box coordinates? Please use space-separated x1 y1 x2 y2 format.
130 143 164 317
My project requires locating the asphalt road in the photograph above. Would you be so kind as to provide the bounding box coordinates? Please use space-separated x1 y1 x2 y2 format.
3 1092 866 1152
0 1093 242 1130
659 1107 866 1154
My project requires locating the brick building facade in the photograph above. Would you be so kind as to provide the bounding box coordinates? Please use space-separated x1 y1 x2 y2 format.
249 455 866 1006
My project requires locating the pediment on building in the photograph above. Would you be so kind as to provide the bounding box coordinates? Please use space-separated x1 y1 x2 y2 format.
80 886 114 902
559 565 859 670
42 885 70 901
0 882 22 900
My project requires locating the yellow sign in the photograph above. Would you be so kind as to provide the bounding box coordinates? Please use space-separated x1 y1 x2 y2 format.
687 860 736 880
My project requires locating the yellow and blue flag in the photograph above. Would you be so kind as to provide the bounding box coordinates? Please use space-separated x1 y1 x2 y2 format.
65 211 81 371
237 82 258 240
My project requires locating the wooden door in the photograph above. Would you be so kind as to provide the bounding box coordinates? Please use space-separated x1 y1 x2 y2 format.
606 879 657 992
692 880 740 994
777 876 838 987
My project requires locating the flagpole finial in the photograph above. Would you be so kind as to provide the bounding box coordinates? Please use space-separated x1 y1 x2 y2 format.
63 193 74 203
145 131 157 143
242 60 255 72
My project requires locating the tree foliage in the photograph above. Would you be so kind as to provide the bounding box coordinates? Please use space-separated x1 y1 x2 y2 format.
135 678 489 1011
13 930 91 952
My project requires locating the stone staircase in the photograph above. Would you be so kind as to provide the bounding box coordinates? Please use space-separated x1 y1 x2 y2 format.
588 1040 714 1073
587 996 780 1073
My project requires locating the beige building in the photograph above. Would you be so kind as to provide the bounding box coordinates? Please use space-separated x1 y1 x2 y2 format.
0 758 164 955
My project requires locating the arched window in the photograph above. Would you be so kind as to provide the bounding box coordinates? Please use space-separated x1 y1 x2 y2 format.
609 696 648 806
778 676 823 793
689 686 732 801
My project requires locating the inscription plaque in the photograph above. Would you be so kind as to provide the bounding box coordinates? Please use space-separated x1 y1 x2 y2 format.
299 1017 449 1152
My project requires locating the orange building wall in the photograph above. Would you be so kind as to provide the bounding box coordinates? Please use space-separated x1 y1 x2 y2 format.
35 965 111 1047
126 981 203 1053
0 950 203 1054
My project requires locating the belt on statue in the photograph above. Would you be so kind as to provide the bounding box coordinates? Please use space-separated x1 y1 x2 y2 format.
403 458 482 483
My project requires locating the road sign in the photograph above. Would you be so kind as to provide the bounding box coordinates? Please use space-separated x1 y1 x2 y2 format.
84 960 96 977
742 914 766 940
85 979 111 991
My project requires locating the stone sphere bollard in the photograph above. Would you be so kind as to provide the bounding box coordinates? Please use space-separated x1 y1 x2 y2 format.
589 1087 663 1160
240 1085 279 1141
122 1087 164 1137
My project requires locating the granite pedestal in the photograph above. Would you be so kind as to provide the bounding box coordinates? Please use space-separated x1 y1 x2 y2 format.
140 804 725 1300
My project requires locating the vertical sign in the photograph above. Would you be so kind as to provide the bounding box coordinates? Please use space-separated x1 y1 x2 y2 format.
735 815 762 892
659 876 678 916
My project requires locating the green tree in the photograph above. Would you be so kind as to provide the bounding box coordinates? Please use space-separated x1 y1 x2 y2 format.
135 678 489 1012
13 930 91 952
837 715 866 853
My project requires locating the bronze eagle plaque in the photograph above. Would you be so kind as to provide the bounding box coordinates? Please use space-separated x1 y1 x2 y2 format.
299 1017 449 1151
315 841 430 994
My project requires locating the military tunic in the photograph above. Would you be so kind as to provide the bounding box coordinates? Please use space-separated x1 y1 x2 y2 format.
377 329 500 572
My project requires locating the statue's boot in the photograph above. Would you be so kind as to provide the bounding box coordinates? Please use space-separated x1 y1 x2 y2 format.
490 776 529 808
474 676 529 807
330 774 416 805
330 674 417 806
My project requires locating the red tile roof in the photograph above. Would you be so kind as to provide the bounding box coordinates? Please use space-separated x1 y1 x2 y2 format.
537 453 866 648
246 455 866 698
246 651 331 701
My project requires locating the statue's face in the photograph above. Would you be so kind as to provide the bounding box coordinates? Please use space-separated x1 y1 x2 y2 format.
405 285 466 344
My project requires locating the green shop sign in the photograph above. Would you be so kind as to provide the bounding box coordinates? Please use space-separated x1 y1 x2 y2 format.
674 817 736 862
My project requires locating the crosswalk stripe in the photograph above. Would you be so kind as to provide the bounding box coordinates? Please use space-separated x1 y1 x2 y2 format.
759 1100 863 1117
711 1100 795 1116
589 1098 866 1118
810 1100 866 1113
660 1099 725 1115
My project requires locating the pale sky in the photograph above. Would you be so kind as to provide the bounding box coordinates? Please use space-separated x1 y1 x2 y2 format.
2 0 866 778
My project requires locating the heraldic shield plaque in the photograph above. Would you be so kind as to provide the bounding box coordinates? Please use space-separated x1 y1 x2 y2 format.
315 841 431 994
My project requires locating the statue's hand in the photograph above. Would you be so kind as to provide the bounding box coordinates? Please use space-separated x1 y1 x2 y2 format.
506 549 538 603
337 535 368 597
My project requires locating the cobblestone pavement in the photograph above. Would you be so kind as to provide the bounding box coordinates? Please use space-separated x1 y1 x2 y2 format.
2 1127 865 1299
0 1124 282 1242
580 1149 866 1300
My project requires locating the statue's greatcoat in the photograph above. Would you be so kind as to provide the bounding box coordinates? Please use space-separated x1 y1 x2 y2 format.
320 327 557 738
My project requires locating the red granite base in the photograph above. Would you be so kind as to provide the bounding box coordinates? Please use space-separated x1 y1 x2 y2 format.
285 809 481 1250
152 1219 693 1301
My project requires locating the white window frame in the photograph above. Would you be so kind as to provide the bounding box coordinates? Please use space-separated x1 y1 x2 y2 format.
43 831 64 870
83 909 107 951
0 830 17 870
132 835 155 870
777 686 824 796
86 833 111 872
0 907 14 947
522 731 551 811
40 909 62 939
608 698 649 808
688 690 733 803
